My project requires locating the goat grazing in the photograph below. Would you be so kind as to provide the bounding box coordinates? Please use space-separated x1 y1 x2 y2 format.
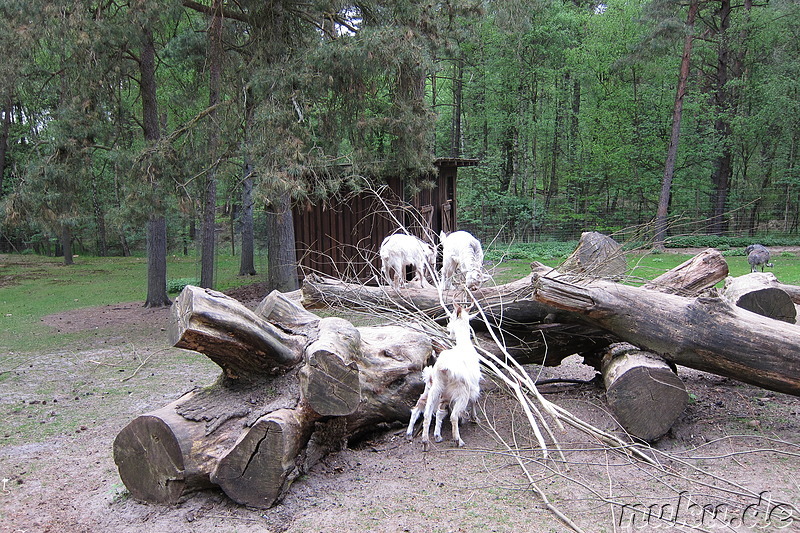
407 304 482 451
379 233 435 290
440 230 490 291
746 244 773 273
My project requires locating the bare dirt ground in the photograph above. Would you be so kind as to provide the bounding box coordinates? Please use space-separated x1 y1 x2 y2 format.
2 282 800 532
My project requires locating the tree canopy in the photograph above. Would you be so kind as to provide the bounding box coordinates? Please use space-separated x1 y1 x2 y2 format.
1 0 799 284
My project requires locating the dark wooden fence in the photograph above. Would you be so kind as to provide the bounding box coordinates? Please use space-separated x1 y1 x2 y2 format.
292 158 478 282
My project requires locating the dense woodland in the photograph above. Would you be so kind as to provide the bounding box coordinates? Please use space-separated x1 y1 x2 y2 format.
1 0 799 303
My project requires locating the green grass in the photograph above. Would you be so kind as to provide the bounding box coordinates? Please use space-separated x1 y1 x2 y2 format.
488 243 800 286
0 252 258 354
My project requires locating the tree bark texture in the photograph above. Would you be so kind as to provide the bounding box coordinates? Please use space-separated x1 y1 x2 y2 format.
200 0 222 289
266 188 299 293
0 96 10 195
239 87 257 276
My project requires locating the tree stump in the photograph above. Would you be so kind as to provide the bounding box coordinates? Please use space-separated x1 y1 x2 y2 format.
560 231 627 280
601 343 688 441
721 272 796 324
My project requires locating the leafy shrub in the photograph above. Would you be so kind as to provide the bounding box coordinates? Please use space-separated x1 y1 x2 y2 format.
665 235 800 249
167 278 199 293
485 241 578 262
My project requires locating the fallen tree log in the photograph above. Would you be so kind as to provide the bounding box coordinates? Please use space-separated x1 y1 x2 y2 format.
302 246 730 369
302 273 602 367
774 280 800 306
168 287 305 379
529 272 800 397
114 286 433 508
115 242 758 510
721 272 797 324
642 248 729 296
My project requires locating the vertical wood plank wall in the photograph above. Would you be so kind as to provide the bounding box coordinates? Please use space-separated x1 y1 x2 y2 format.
292 159 475 282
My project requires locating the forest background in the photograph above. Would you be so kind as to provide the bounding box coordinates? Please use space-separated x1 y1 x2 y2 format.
1 0 799 304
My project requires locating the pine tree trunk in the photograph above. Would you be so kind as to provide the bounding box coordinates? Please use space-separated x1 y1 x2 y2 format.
655 0 698 248
145 215 171 307
140 24 171 308
709 0 733 236
239 88 257 276
0 96 10 196
200 0 223 289
266 188 298 292
450 57 463 157
61 224 73 266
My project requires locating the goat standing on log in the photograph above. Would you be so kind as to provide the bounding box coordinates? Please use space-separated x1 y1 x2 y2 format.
440 231 490 291
379 234 435 290
407 304 482 451
746 244 773 273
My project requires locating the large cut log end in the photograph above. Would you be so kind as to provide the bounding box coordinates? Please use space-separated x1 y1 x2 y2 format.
300 317 362 416
113 413 199 503
211 409 315 508
722 273 797 324
300 348 361 416
602 343 688 442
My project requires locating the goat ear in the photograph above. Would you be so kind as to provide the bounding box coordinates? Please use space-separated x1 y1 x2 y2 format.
463 303 477 321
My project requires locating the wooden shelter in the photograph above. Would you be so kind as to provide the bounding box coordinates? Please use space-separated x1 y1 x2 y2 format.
292 158 479 282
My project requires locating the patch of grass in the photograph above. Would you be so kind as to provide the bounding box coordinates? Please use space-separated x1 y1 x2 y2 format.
489 245 800 287
0 252 255 354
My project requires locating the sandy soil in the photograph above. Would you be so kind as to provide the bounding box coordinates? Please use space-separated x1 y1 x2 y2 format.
1 284 799 533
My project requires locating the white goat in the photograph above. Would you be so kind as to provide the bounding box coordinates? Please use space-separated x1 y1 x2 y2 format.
407 304 481 451
440 230 490 291
379 233 435 290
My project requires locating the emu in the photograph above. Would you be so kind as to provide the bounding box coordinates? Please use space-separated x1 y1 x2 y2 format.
407 304 481 451
746 244 773 273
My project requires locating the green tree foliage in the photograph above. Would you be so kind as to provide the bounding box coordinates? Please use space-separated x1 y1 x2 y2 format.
2 0 799 284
